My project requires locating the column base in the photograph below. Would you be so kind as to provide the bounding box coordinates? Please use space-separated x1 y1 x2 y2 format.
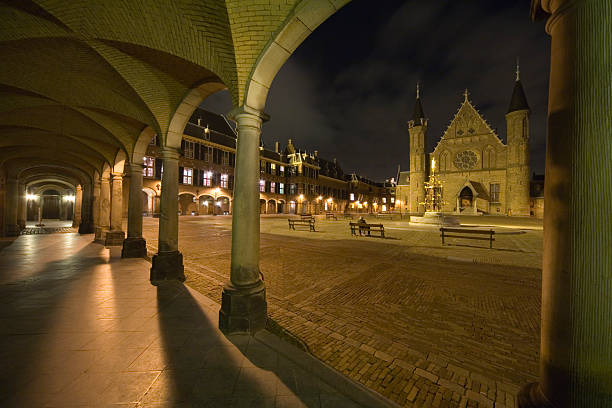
219 281 267 334
5 224 20 237
17 220 25 230
78 222 94 234
518 382 555 408
121 237 147 258
94 227 107 243
150 250 185 284
104 230 125 246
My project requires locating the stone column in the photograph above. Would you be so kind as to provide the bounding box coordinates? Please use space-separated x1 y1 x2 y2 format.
3 178 20 236
150 147 184 282
92 177 100 229
78 183 94 234
105 172 125 245
95 174 111 243
219 107 267 333
72 185 82 227
122 163 147 258
17 183 26 229
518 1 612 407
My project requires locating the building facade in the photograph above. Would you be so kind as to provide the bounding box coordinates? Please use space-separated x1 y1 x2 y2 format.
406 71 532 216
139 108 392 217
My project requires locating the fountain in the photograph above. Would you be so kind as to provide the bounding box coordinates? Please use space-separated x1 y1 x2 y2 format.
410 158 460 226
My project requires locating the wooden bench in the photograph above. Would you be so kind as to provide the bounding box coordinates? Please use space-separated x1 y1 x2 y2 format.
299 213 313 220
343 213 354 219
349 222 385 238
325 212 338 220
375 213 394 220
440 227 495 248
288 218 315 232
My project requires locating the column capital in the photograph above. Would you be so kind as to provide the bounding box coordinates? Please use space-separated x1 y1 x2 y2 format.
160 146 181 160
129 162 144 172
531 0 580 32
76 184 83 191
111 172 123 181
227 105 270 125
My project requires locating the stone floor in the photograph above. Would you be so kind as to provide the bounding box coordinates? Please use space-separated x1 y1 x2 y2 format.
0 233 392 407
142 214 543 408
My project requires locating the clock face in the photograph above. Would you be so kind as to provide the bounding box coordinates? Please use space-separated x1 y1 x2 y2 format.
454 150 478 170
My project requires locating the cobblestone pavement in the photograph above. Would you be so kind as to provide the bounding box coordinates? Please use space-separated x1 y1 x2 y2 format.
142 215 543 408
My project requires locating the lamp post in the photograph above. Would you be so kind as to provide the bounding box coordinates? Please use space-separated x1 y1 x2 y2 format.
316 195 322 214
298 194 304 214
212 187 221 215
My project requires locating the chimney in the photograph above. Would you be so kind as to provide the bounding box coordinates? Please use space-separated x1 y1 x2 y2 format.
275 141 279 153
314 150 318 157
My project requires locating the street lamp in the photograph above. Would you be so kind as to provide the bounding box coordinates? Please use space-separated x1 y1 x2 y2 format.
298 194 304 214
316 195 322 214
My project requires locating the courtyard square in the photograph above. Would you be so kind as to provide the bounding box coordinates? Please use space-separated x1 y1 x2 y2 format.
142 215 543 407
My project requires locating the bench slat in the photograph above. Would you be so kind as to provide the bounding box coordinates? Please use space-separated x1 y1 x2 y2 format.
440 228 494 235
440 234 495 241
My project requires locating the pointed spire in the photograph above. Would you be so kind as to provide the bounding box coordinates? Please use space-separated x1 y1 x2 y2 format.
508 61 530 113
411 82 426 124
463 88 470 102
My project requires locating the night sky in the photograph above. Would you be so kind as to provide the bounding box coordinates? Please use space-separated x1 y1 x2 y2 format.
201 0 550 182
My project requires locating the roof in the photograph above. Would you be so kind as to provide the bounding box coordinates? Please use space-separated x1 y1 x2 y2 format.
412 97 425 123
318 157 344 180
507 80 530 113
188 108 236 136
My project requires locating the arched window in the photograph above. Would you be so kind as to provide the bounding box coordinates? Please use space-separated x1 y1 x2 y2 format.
483 146 495 169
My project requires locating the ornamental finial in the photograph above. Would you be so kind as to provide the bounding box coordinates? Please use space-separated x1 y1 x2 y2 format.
416 82 420 99
463 88 469 101
516 57 520 81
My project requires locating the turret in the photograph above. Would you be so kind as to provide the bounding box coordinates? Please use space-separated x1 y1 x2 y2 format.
408 83 427 213
505 61 531 216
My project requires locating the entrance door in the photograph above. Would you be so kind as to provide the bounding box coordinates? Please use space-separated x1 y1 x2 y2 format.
459 187 473 209
42 196 60 218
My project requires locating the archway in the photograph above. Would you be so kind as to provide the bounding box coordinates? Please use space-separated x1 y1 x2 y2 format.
41 189 61 219
277 200 286 214
259 199 266 214
198 195 214 215
178 193 196 215
267 199 276 214
458 186 473 210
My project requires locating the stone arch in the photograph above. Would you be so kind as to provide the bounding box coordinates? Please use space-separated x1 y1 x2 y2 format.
260 199 267 214
165 83 228 149
267 199 277 214
243 0 350 111
178 193 197 215
277 199 286 214
132 127 156 165
142 187 156 215
113 150 127 174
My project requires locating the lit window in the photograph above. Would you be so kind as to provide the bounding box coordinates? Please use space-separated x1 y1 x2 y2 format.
390 197 394 203
220 174 228 188
260 180 265 192
280 165 285 176
222 151 230 166
271 163 276 171
270 182 276 193
382 197 386 203
279 183 285 194
183 168 193 185
382 205 387 212
350 193 355 201
202 171 212 187
143 157 154 177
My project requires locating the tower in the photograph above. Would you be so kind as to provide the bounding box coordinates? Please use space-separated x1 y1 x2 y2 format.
505 61 531 216
408 83 427 213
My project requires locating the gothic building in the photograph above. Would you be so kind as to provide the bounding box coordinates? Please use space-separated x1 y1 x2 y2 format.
405 70 531 216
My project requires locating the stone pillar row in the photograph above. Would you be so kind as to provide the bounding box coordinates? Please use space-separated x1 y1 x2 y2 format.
104 172 125 245
17 182 26 229
73 184 82 228
95 172 111 243
122 163 147 258
3 178 20 236
518 0 612 407
219 107 267 333
150 146 184 282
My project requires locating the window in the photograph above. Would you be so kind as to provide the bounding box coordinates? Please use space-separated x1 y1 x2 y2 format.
280 166 285 176
260 180 266 192
149 134 157 146
382 197 386 203
279 183 284 194
220 174 228 188
203 146 212 162
202 171 212 187
183 168 193 185
490 183 500 202
143 157 154 177
271 163 276 171
289 184 297 195
350 193 355 201
222 151 230 166
270 182 276 193
390 197 395 203
184 141 195 159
